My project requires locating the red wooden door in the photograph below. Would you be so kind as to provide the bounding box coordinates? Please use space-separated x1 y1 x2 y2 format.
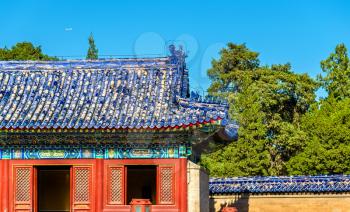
106 165 125 205
102 163 130 211
157 165 175 205
13 165 34 212
72 165 93 212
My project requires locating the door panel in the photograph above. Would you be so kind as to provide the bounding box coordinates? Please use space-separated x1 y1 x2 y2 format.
157 165 175 205
72 166 93 212
106 165 125 205
13 166 33 212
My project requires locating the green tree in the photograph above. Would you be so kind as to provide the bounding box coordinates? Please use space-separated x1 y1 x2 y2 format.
86 33 98 60
207 43 260 97
201 43 318 176
319 43 350 99
287 44 350 175
287 97 350 175
0 42 57 61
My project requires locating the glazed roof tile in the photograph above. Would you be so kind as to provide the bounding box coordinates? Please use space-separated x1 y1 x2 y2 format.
0 56 228 130
209 175 350 194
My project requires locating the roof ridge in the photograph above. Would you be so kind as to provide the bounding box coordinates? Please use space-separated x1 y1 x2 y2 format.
0 57 170 63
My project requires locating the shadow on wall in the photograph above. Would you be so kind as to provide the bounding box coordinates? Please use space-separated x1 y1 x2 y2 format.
210 193 250 212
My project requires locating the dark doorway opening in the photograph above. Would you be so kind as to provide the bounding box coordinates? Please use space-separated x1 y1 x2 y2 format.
37 166 70 212
127 165 157 204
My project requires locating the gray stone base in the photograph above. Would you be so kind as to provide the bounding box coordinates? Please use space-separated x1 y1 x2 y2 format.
187 161 209 212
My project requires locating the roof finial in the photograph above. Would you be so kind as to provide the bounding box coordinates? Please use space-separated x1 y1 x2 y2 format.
168 44 186 59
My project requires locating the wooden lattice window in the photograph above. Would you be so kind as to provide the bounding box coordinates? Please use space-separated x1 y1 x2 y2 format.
107 166 124 204
16 168 31 201
158 166 175 204
13 166 33 212
72 166 92 211
74 168 90 202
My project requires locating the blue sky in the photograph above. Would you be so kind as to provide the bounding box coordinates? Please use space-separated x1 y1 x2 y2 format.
0 0 349 96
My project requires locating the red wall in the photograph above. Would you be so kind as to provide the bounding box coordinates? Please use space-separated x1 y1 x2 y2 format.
1 160 9 212
0 158 187 212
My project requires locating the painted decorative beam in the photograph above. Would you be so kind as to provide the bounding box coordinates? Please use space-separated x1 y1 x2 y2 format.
0 143 191 159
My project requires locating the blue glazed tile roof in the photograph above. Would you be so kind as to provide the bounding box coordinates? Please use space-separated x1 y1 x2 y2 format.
0 56 228 130
209 175 350 194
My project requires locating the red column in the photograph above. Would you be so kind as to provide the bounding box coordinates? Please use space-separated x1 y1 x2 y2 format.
1 160 9 212
0 160 2 210
180 158 188 212
95 159 103 212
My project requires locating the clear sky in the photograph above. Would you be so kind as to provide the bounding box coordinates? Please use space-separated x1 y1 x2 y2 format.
0 0 349 96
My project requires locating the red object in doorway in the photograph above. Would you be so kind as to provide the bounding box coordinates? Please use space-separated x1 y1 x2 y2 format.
130 199 152 212
222 207 238 212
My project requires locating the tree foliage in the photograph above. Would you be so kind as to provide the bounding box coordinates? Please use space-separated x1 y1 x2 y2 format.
86 33 98 60
287 44 350 175
207 43 260 97
0 42 57 61
201 43 318 176
319 43 350 100
203 43 350 177
287 97 350 175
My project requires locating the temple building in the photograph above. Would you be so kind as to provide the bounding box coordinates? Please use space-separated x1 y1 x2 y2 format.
0 47 231 212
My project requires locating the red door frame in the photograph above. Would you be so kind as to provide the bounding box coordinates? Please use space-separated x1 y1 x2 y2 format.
32 166 73 212
103 158 187 212
33 166 37 212
8 159 97 212
6 158 187 212
1 160 10 212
